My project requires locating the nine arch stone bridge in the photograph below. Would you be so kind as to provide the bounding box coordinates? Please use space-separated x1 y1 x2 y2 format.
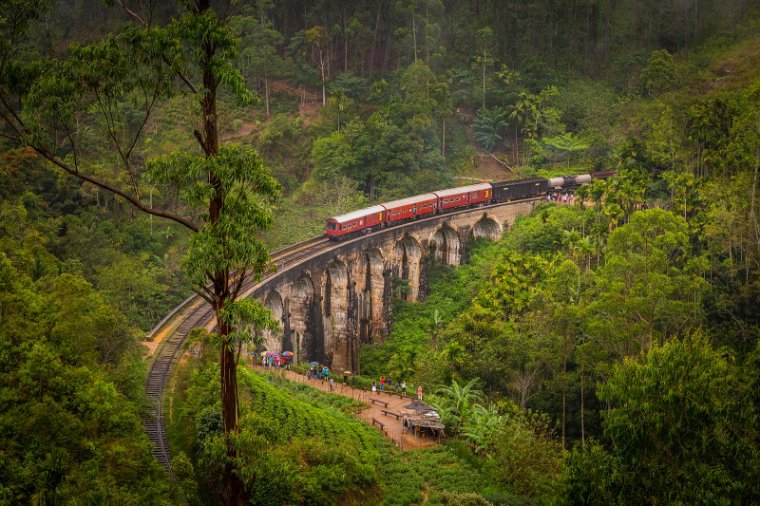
244 197 544 374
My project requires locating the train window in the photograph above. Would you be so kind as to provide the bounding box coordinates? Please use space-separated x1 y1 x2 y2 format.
326 223 337 230
341 225 347 230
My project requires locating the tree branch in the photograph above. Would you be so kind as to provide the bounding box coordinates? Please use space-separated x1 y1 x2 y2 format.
33 145 199 232
62 122 80 172
174 68 199 95
200 283 214 300
0 93 24 128
126 80 160 160
114 0 148 27
113 0 199 95
2 75 198 233
193 287 214 305
94 88 141 198
231 269 248 300
194 129 210 156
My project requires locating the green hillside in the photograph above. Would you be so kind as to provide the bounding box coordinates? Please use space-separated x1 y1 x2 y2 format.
2 0 760 504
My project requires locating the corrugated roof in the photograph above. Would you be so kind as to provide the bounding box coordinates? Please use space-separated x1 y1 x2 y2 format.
433 183 491 198
328 205 386 223
382 193 437 209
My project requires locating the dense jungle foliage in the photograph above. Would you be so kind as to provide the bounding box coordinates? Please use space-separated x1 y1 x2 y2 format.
1 0 760 504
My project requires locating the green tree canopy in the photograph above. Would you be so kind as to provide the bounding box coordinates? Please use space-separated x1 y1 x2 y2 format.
578 335 760 504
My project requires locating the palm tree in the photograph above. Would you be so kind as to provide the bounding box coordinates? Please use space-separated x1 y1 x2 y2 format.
474 108 508 152
430 309 444 350
509 92 539 163
432 378 484 432
461 404 505 454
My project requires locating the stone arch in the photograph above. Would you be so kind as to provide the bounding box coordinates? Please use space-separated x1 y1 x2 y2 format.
472 214 502 240
261 290 284 353
429 224 461 266
322 260 350 371
358 248 385 342
392 234 423 301
291 274 316 364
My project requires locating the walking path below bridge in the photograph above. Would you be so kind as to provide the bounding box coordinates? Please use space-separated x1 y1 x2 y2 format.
255 366 439 450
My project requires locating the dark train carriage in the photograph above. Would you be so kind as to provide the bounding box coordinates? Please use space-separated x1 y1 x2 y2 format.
591 171 616 180
491 178 548 202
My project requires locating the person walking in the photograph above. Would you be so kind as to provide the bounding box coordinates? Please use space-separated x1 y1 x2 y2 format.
379 376 386 391
401 380 407 395
417 385 423 400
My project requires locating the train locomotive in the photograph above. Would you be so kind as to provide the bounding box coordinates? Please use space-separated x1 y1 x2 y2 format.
324 172 613 240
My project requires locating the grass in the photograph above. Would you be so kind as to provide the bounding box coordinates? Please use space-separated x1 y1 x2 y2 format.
379 442 504 506
245 369 505 505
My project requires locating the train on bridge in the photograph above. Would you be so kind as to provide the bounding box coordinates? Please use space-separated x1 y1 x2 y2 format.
325 172 615 240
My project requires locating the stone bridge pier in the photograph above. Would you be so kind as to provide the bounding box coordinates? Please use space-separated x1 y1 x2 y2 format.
251 199 540 372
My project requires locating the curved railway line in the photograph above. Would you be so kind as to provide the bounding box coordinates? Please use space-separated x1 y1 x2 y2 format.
142 200 540 475
143 235 330 474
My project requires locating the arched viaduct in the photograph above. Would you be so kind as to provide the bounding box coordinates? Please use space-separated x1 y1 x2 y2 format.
245 198 543 373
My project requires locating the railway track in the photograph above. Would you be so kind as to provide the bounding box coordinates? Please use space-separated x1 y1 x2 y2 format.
143 235 329 475
145 306 213 475
143 199 540 475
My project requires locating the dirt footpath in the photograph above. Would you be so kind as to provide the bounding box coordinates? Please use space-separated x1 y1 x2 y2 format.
259 367 438 450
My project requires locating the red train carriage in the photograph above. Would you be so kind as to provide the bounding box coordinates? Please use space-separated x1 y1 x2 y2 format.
382 194 438 224
433 183 492 211
324 205 385 239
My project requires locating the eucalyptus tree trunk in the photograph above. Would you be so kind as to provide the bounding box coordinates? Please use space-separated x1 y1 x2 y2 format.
199 1 244 502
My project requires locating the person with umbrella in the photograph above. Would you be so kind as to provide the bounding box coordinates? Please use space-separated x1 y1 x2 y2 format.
322 365 329 382
282 351 294 370
308 361 319 380
343 371 350 385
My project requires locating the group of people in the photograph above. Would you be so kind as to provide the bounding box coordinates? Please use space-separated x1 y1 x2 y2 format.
370 376 424 400
304 368 424 400
261 354 291 369
307 364 339 390
307 364 330 381
372 376 397 392
547 192 576 204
